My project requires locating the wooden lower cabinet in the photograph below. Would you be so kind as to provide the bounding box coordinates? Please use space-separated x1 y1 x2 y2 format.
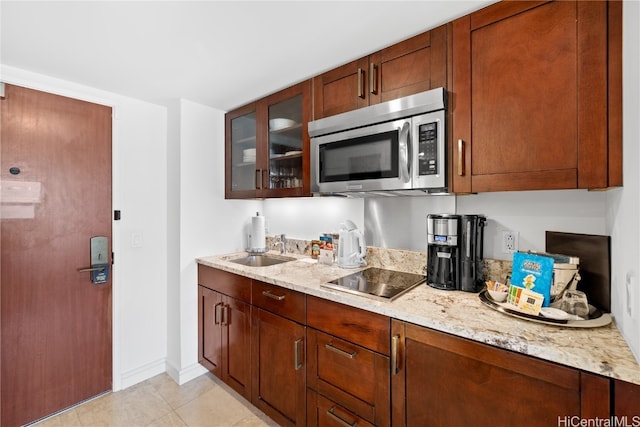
391 320 610 426
197 267 632 427
307 296 391 426
198 285 251 400
199 285 223 375
251 307 306 427
307 329 390 426
307 389 375 427
614 379 640 419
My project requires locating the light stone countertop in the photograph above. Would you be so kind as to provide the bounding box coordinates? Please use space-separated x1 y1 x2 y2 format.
196 248 640 386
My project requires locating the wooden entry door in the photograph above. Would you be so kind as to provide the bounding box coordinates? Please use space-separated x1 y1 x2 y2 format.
1 84 113 427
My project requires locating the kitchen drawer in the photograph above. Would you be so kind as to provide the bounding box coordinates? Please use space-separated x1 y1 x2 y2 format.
252 281 306 324
307 329 390 426
198 265 251 303
307 296 390 355
307 389 375 427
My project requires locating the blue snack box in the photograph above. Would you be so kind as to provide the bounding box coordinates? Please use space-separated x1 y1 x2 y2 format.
510 252 554 307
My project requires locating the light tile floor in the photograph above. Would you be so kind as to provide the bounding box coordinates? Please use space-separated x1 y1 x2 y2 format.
33 373 279 427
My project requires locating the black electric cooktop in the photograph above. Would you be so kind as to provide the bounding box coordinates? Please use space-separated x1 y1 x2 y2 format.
321 267 426 302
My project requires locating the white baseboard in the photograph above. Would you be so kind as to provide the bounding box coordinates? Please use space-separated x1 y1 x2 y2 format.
165 360 208 385
116 359 209 391
118 358 167 390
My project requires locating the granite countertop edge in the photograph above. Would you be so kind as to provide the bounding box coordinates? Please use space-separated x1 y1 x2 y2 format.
196 251 640 386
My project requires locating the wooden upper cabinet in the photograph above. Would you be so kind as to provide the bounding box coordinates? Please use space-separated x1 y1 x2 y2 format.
313 25 449 119
451 0 622 193
225 80 311 199
312 57 369 119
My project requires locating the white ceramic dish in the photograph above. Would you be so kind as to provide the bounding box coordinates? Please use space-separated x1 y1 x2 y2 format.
487 289 508 302
540 307 571 320
269 118 296 131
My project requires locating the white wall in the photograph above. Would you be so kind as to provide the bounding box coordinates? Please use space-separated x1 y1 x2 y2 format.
0 65 170 390
165 100 182 381
457 190 607 260
112 91 168 388
607 0 640 362
357 190 607 259
263 197 364 241
364 195 456 251
172 99 261 384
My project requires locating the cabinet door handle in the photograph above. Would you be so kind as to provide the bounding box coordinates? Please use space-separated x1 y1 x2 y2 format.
222 304 229 326
255 169 262 189
457 139 465 176
327 406 358 427
391 334 400 375
262 290 285 301
325 342 357 359
294 338 303 370
357 68 365 99
214 302 223 325
370 63 378 95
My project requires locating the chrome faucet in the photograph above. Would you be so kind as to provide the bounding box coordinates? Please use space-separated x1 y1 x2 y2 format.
273 234 286 254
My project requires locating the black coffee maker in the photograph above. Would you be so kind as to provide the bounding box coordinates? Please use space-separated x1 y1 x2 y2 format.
427 214 486 292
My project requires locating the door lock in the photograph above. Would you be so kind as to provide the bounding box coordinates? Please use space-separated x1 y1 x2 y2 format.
78 236 110 284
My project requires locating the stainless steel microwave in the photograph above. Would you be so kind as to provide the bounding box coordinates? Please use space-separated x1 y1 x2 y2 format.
309 88 447 196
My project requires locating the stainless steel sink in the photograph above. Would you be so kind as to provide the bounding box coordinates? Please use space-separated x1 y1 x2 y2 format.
229 254 296 267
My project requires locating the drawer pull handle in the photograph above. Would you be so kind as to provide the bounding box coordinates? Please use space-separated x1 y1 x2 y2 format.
327 406 358 427
325 342 357 359
262 290 285 301
294 338 303 370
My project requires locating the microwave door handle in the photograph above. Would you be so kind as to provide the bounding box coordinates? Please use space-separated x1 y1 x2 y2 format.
399 122 411 183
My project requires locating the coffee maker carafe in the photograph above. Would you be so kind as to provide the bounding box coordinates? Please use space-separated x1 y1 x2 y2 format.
459 215 486 292
427 214 486 292
427 214 460 290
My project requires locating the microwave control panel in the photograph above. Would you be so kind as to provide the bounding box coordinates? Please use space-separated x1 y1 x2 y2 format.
418 122 438 176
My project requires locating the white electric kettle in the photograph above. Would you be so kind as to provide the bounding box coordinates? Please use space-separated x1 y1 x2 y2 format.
337 220 367 268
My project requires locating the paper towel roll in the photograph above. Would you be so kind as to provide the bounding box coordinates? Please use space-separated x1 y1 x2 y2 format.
250 213 266 250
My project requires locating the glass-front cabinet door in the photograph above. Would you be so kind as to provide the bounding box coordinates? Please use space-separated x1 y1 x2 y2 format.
226 105 257 197
225 80 310 199
267 94 303 191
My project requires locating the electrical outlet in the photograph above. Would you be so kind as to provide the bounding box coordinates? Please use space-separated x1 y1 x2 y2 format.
502 231 519 254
